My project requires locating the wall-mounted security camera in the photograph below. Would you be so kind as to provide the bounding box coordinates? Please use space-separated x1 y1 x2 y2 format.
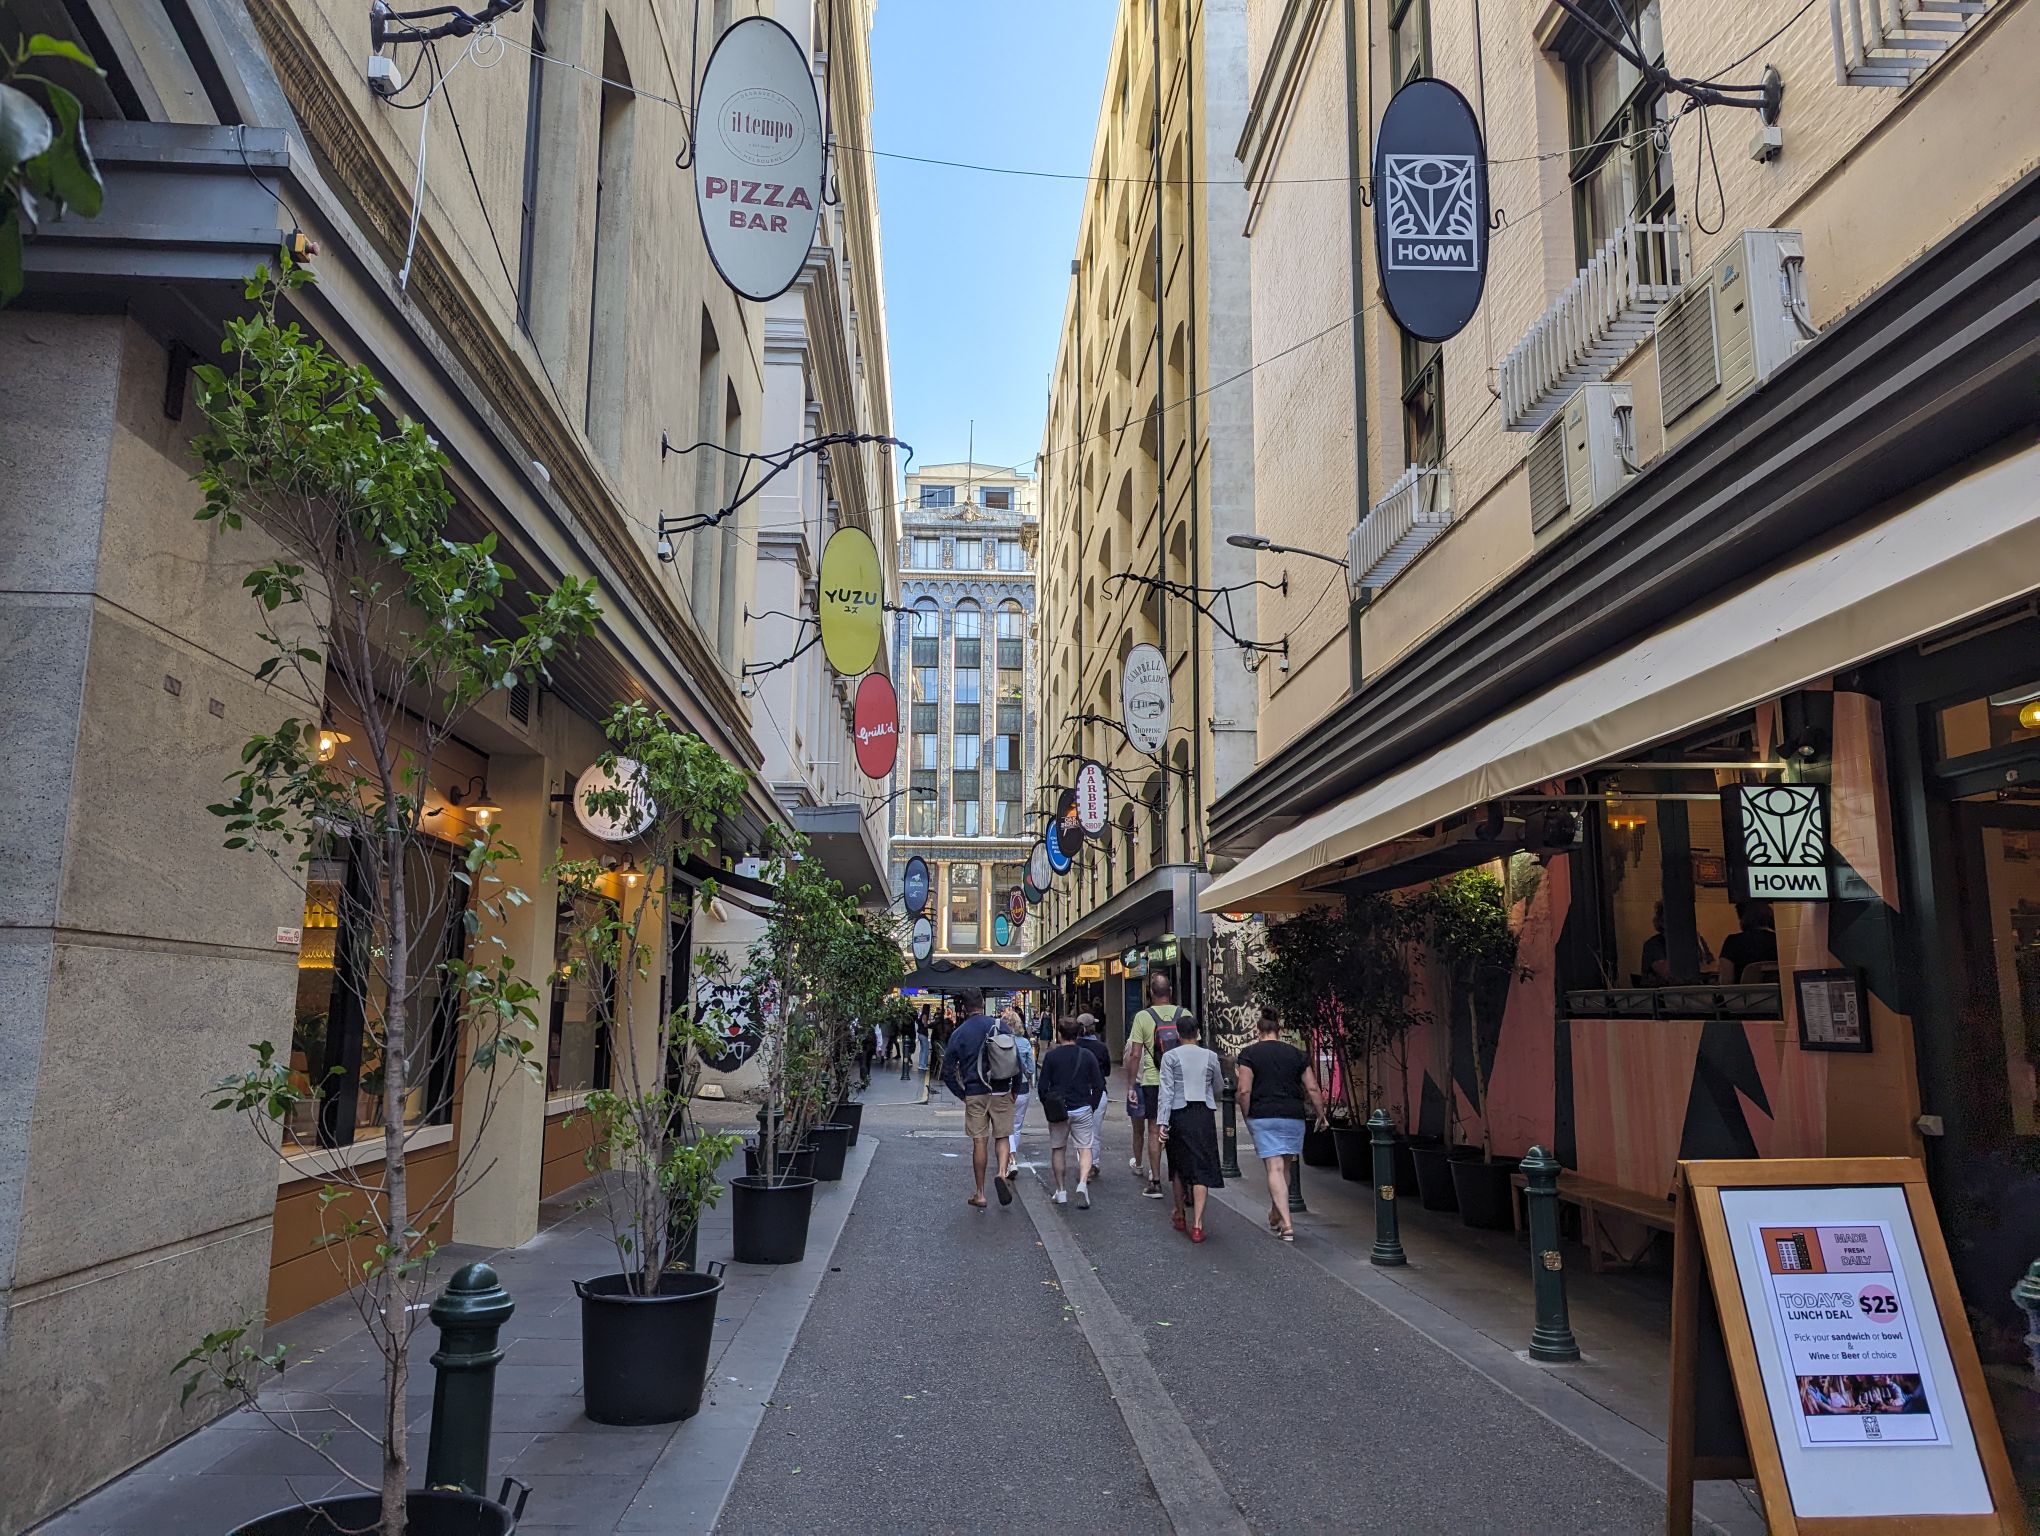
656 535 674 563
367 55 404 97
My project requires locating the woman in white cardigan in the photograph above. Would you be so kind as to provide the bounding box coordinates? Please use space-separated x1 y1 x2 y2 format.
1156 1015 1225 1242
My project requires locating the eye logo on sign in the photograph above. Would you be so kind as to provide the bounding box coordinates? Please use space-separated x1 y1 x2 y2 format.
818 526 883 676
693 16 825 303
902 855 931 917
1721 783 1831 901
1372 78 1490 344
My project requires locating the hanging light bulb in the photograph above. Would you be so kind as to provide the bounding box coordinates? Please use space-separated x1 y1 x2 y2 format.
2021 700 2040 731
311 723 350 762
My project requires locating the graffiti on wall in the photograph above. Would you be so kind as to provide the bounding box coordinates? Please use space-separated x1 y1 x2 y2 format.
1208 914 1267 1058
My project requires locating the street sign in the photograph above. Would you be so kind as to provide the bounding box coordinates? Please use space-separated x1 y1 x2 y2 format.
818 527 883 675
902 855 930 917
692 16 825 303
1007 886 1026 925
1721 783 1832 901
573 757 655 841
910 915 933 962
993 913 1011 947
1074 759 1109 834
852 672 899 779
1121 643 1170 754
1055 787 1086 858
1044 817 1071 875
1373 77 1490 344
1028 841 1052 890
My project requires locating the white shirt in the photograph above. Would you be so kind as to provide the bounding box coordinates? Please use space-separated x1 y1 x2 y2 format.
1157 1044 1222 1131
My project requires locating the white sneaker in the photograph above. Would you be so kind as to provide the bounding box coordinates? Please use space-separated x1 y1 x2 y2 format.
1051 1189 1068 1205
1075 1183 1090 1209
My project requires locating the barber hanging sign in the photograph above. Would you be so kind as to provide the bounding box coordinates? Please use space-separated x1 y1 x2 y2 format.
1721 783 1832 901
1373 78 1489 344
693 16 826 303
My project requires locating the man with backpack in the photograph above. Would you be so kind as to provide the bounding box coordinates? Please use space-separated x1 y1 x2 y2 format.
940 989 1021 1208
1124 973 1190 1200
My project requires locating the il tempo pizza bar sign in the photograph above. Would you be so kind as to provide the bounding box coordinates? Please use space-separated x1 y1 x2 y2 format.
694 16 825 303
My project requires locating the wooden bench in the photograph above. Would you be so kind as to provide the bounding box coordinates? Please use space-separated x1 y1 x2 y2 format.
1511 1169 1678 1271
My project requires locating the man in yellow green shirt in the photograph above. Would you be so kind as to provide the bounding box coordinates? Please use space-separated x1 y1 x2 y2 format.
1124 972 1188 1199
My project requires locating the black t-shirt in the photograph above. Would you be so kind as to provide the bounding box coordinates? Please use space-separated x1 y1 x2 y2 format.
1718 928 1778 981
1078 1035 1111 1091
1237 1040 1308 1120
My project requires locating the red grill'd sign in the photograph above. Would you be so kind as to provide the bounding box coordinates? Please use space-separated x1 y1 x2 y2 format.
693 17 825 302
853 672 899 780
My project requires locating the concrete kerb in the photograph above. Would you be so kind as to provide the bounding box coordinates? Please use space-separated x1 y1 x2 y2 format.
613 1133 879 1534
1203 1177 1765 1536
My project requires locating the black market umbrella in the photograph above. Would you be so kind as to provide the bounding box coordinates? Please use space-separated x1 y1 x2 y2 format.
898 959 1053 993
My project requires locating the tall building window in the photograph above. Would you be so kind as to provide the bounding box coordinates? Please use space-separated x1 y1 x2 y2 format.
1402 334 1444 468
996 538 1025 572
909 785 937 835
947 863 981 950
515 0 549 337
996 600 1026 672
584 23 635 464
1565 0 1672 271
1389 0 1430 90
909 536 941 569
980 486 1013 510
957 537 982 570
919 484 955 508
689 316 724 643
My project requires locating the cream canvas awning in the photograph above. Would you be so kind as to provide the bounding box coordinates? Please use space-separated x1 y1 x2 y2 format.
1202 440 2040 912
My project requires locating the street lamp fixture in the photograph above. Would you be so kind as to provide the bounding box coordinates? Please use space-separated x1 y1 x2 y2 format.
1225 532 1348 570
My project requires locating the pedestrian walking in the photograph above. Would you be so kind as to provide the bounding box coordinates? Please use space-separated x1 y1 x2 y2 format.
858 1020 877 1089
940 989 1020 1207
1077 1013 1111 1126
898 1009 919 1080
1234 1006 1327 1241
1003 1006 1036 1171
1037 1016 1106 1206
1156 1015 1224 1241
1124 973 1190 1199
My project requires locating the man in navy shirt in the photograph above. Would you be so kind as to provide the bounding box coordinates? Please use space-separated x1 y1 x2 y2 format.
941 989 1019 1207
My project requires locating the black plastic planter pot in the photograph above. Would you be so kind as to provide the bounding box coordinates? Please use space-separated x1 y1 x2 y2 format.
1300 1124 1339 1167
809 1122 852 1182
1409 1142 1470 1211
830 1100 865 1145
1393 1138 1421 1198
232 1480 530 1535
742 1141 817 1180
730 1175 817 1265
576 1267 725 1425
1450 1155 1522 1231
1330 1124 1373 1183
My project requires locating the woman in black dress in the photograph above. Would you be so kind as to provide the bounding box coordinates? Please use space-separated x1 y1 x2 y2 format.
1156 1016 1225 1241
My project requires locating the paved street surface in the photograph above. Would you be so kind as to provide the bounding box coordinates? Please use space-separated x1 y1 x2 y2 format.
719 1070 1676 1536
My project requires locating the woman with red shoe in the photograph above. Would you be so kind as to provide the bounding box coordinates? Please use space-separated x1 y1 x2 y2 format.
1155 1015 1225 1241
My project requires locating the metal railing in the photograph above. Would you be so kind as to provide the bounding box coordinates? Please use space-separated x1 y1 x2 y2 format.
1348 465 1455 598
1499 219 1686 432
1831 0 1992 86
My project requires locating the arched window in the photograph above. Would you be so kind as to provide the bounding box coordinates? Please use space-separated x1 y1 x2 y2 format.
1142 772 1164 873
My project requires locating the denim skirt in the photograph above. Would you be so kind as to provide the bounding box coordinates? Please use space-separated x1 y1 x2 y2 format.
1247 1116 1305 1159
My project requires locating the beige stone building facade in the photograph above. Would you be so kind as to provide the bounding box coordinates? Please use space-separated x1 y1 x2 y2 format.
1026 0 1259 1052
0 0 891 1527
1205 0 2040 1447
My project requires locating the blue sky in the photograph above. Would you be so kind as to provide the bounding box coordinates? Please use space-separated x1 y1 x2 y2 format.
868 0 1117 480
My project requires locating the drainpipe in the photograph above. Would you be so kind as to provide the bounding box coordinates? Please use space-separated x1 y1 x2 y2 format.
1180 0 1208 1025
1341 0 1372 692
1150 0 1170 872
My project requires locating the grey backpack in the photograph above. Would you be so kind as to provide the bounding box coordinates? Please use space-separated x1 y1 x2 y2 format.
978 1026 1019 1088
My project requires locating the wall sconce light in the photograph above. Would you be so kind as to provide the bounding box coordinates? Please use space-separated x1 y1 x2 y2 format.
619 859 642 890
310 722 351 762
446 773 503 827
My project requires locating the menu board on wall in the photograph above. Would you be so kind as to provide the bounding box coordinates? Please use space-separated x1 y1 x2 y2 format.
1794 968 1871 1052
1667 1158 2025 1534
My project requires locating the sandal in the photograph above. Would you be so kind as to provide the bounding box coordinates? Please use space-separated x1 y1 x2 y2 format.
967 1195 988 1209
1281 1229 1295 1242
1268 1207 1283 1232
1171 1210 1187 1232
1191 1226 1206 1244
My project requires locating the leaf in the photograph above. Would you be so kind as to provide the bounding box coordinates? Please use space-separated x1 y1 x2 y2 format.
25 35 102 72
0 83 54 170
22 83 100 218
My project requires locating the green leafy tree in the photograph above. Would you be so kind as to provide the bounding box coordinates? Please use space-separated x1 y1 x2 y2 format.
1 26 103 304
1415 869 1525 1161
554 702 750 1293
177 259 599 1536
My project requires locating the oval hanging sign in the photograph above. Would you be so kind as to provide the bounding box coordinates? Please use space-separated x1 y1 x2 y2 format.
993 913 1011 948
1074 760 1109 835
852 672 899 779
1023 875 1044 906
574 757 656 842
1055 787 1087 858
1007 886 1027 925
1028 842 1053 891
1121 643 1171 755
1372 77 1489 344
693 15 825 303
818 526 883 676
1044 818 1071 875
902 855 931 917
910 915 933 961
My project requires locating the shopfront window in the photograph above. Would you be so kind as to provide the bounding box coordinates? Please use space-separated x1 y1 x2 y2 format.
287 838 468 1149
948 862 982 950
548 892 615 1095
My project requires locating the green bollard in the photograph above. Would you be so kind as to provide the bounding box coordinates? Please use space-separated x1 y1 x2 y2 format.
1367 1109 1406 1267
2013 1259 2040 1383
426 1262 515 1493
1219 1072 1243 1179
1521 1146 1581 1363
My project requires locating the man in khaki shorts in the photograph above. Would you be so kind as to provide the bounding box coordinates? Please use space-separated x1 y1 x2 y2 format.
940 988 1020 1208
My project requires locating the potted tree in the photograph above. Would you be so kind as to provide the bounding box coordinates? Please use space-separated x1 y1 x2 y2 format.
1258 907 1341 1167
555 703 750 1425
176 259 599 1535
1421 870 1528 1230
812 908 906 1169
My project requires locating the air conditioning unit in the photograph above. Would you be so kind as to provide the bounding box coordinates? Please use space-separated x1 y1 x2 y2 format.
1529 383 1636 551
1657 229 1815 448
